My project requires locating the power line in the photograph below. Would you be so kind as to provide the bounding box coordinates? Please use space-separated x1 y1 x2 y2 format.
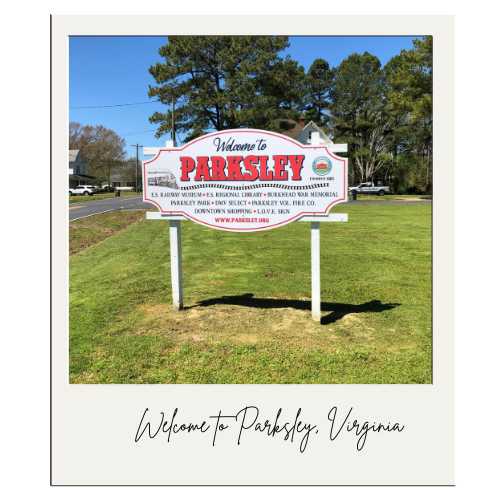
70 99 160 110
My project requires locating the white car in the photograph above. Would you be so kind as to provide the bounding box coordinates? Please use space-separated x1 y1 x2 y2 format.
69 185 98 196
349 182 390 196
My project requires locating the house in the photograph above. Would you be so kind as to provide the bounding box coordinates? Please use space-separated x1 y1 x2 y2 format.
110 171 137 188
108 160 141 189
278 116 334 147
68 150 96 187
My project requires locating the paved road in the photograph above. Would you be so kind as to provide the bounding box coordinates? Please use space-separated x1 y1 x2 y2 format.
69 195 431 221
348 198 431 206
69 196 154 221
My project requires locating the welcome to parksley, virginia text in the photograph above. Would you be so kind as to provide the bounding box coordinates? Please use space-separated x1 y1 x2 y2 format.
134 406 405 454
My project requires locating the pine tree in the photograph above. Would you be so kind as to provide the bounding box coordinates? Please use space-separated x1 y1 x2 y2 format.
304 58 334 129
148 36 305 141
385 36 432 192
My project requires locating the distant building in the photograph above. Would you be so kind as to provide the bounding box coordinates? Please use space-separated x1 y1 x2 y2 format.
68 150 95 187
277 116 334 147
108 171 137 189
69 149 87 175
108 161 140 189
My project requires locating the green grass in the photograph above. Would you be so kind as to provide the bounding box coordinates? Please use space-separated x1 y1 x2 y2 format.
69 191 140 204
69 210 145 255
69 203 431 384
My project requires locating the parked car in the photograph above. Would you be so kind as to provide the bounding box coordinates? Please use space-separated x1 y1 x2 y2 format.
69 185 98 196
349 182 390 196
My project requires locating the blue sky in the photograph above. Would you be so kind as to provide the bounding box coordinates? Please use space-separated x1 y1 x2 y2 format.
69 36 419 158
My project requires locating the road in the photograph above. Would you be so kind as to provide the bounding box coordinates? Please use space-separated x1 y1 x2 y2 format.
348 198 431 206
69 196 154 221
69 195 431 222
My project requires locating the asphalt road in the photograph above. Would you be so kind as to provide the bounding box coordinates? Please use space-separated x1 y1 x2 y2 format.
349 198 431 206
69 195 431 221
69 196 154 221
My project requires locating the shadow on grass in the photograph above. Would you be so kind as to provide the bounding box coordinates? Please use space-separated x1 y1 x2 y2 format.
191 293 400 325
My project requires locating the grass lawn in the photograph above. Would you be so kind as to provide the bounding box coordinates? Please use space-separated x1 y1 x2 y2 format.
69 210 145 255
69 191 140 204
69 202 431 384
355 194 432 201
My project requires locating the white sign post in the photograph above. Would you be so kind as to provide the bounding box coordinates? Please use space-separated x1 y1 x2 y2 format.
310 220 321 321
169 220 183 310
310 131 324 321
143 130 348 320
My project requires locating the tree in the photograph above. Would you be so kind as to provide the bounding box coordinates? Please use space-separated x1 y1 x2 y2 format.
69 122 84 149
331 52 391 184
148 36 305 141
69 122 126 186
385 36 432 192
304 58 334 129
121 157 143 187
255 56 306 129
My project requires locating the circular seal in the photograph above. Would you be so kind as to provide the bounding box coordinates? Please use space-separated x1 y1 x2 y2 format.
312 156 332 176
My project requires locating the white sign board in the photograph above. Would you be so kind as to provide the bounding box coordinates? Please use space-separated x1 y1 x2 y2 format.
143 129 348 232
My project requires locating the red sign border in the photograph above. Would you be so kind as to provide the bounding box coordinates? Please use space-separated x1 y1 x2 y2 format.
143 128 348 232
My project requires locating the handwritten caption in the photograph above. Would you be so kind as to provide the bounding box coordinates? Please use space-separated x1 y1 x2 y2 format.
134 406 405 454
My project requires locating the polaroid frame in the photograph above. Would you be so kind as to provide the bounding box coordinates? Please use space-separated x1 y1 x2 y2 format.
51 15 454 486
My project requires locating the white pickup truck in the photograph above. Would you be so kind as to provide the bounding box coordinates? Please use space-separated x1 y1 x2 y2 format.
349 182 390 196
69 185 98 196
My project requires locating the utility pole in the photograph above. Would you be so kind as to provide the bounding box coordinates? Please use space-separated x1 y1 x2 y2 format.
131 144 143 192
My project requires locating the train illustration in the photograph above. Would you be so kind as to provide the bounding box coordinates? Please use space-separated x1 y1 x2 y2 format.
147 171 179 189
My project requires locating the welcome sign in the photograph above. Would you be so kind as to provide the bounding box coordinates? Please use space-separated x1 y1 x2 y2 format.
143 129 348 231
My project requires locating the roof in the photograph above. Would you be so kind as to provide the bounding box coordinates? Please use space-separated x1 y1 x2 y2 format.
278 119 304 141
301 120 334 145
69 173 96 180
277 118 333 145
69 150 80 162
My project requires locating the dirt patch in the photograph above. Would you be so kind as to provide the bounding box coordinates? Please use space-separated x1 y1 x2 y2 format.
133 300 373 351
339 313 364 326
335 313 375 339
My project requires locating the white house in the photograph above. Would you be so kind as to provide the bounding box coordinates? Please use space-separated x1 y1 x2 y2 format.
69 149 87 175
69 149 95 187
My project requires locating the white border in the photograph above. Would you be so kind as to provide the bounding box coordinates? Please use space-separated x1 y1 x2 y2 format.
51 15 453 485
143 128 348 232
